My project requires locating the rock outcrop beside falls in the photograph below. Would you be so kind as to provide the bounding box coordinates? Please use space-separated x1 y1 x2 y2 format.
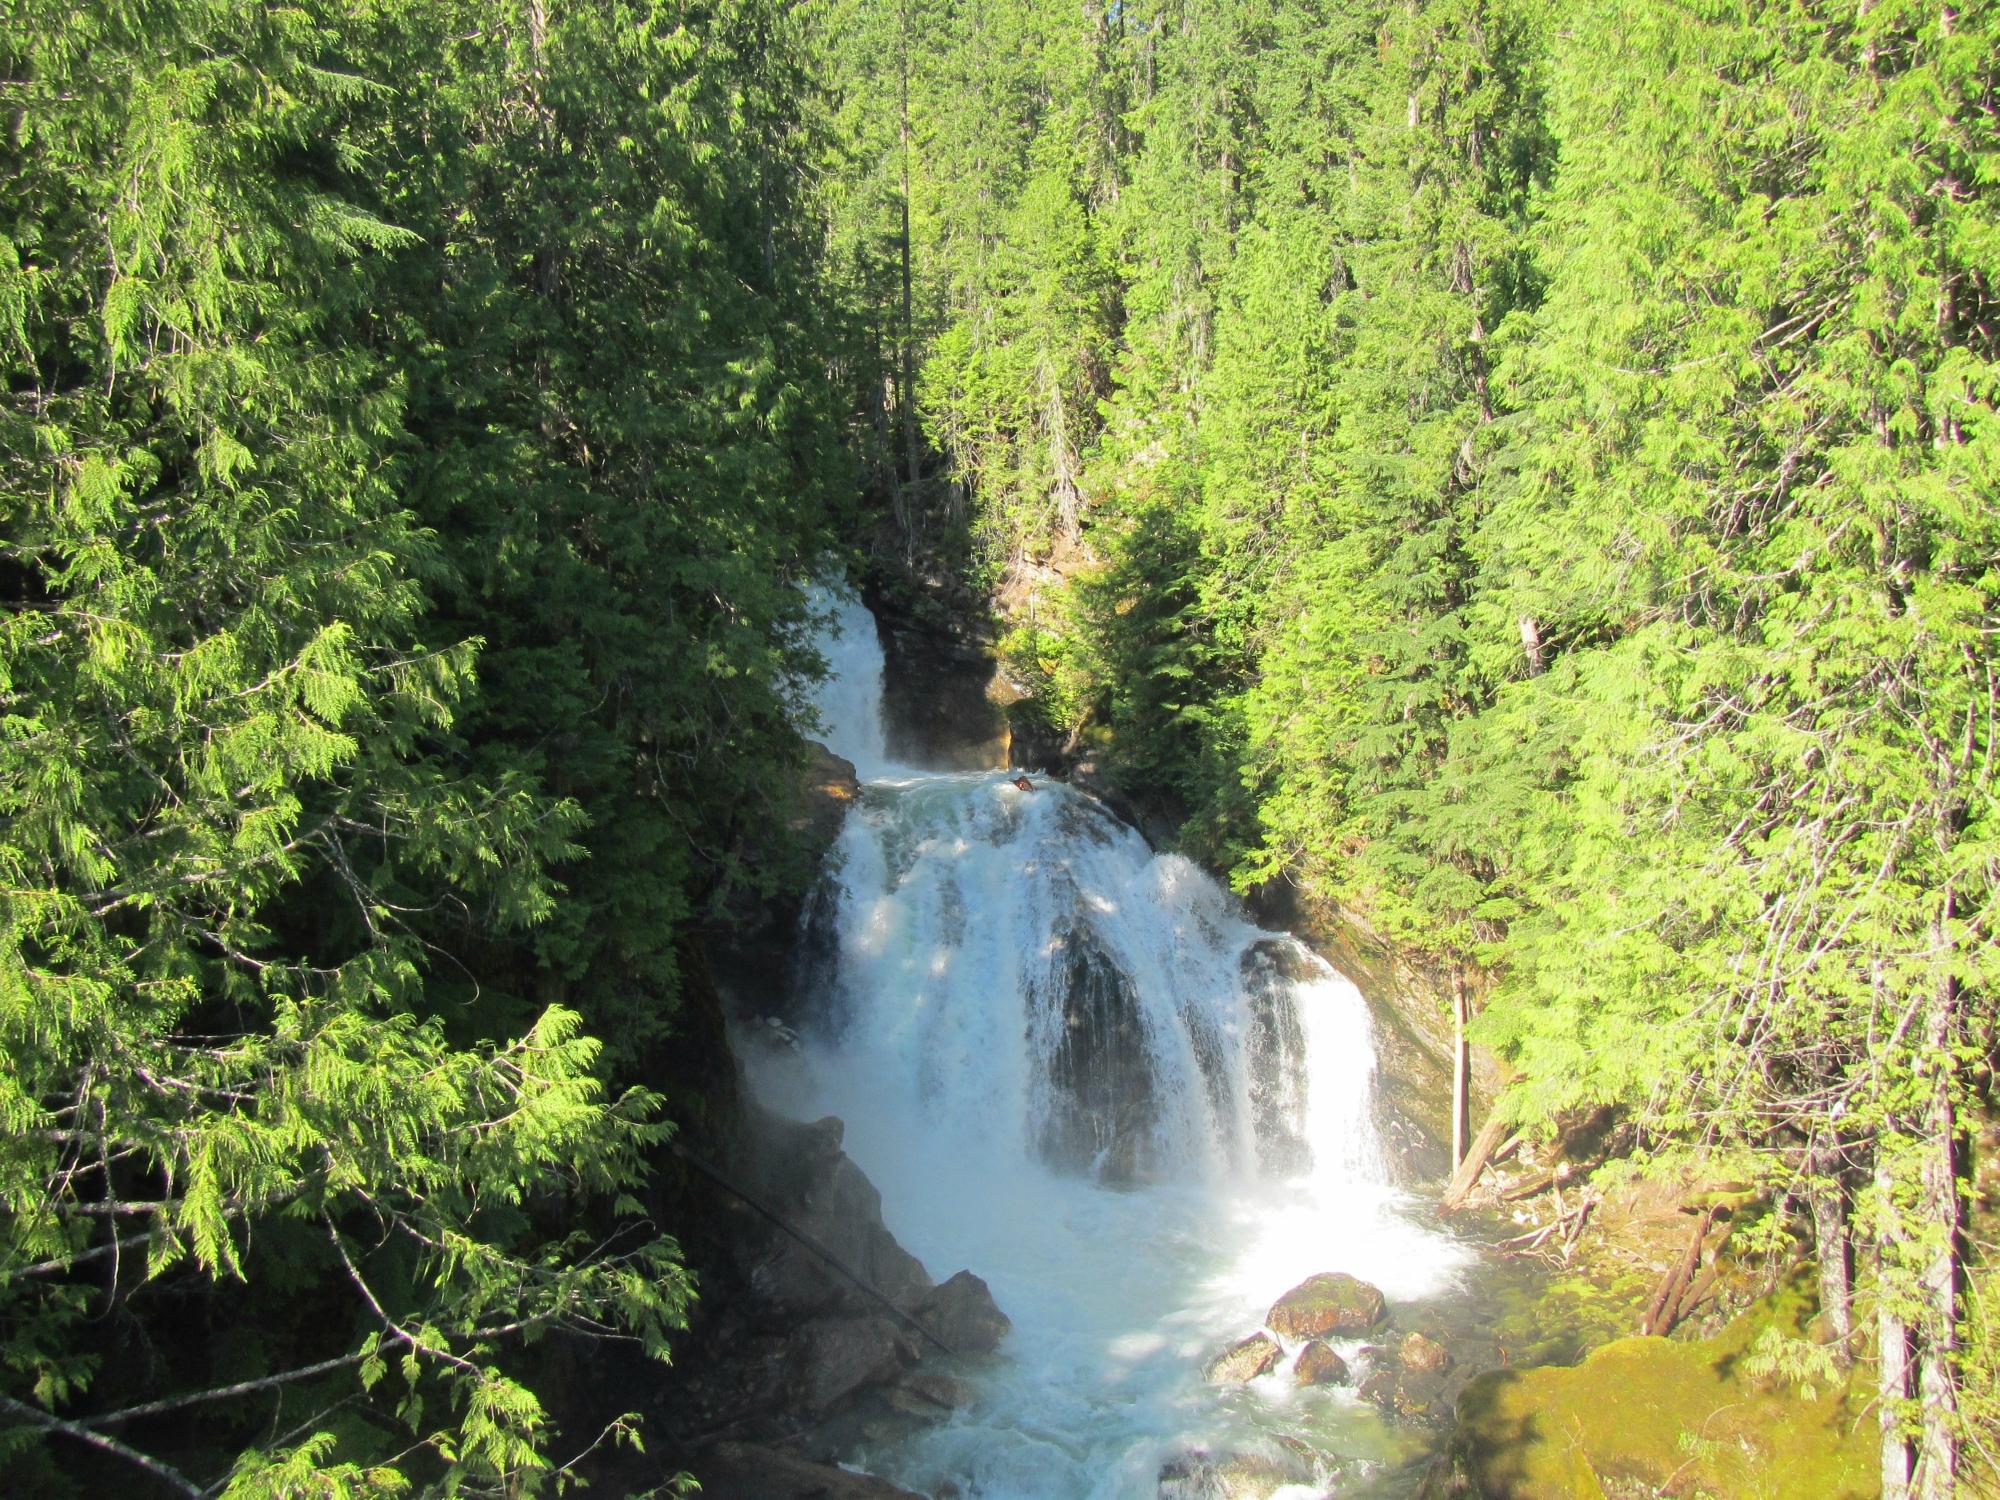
739 1112 934 1317
648 1106 1008 1500
868 585 1012 770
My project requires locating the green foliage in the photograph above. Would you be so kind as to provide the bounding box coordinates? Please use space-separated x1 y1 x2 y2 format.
996 615 1092 741
3 0 846 1492
1743 1327 1846 1403
823 0 2000 1479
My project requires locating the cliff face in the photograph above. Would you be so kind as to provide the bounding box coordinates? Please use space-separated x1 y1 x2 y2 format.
866 590 1014 771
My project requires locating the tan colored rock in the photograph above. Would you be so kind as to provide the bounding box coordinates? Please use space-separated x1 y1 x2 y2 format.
1204 1331 1283 1384
1399 1330 1450 1373
1292 1340 1350 1387
1265 1272 1386 1339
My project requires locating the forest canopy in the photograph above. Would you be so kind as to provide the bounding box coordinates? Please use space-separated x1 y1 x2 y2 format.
2 0 849 1492
3 0 1996 1495
822 0 1999 1493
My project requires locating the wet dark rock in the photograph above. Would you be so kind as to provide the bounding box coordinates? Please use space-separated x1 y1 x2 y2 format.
798 741 862 851
1292 1340 1350 1387
1068 759 1184 851
885 1369 976 1418
780 862 849 1033
739 1109 936 1320
1037 922 1158 1185
1359 1364 1451 1427
1394 1370 1452 1425
1158 1447 1314 1499
877 621 1011 770
1204 1331 1283 1384
790 1317 919 1413
705 743 858 1028
1266 1272 1387 1339
695 1440 928 1500
915 1269 1011 1354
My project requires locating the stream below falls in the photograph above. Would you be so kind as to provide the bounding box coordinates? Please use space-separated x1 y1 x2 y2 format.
744 583 1473 1499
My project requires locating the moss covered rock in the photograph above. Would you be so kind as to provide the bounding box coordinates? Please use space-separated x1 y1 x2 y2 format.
1267 1272 1387 1339
1435 1281 1877 1498
1293 1340 1350 1386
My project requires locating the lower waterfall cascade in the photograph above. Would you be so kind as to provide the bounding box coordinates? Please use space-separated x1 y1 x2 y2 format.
751 583 1470 1498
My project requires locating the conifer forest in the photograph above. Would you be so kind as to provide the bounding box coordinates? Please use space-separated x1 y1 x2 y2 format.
3 0 1997 1496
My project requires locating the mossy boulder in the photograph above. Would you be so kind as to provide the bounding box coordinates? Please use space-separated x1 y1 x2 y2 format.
1435 1280 1877 1498
1267 1272 1387 1339
1293 1340 1350 1387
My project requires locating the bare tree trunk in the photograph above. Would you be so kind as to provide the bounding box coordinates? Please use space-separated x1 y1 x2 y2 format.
1518 614 1545 676
1914 896 1960 1500
1878 1148 1916 1500
1450 966 1470 1171
1808 1132 1854 1364
528 0 547 68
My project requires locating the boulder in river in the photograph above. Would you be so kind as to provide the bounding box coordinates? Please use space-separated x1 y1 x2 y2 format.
1203 1331 1283 1384
1398 1330 1451 1373
1292 1340 1350 1387
915 1268 1011 1354
1266 1272 1386 1339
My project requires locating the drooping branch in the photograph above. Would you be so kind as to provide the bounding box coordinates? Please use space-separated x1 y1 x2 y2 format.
0 1392 203 1499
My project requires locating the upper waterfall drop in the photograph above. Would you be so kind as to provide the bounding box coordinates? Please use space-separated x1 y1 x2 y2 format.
768 578 1468 1499
801 578 896 779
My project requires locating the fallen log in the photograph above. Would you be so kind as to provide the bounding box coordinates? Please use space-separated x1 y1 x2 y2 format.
1671 1219 1734 1327
1500 1163 1571 1202
1642 1207 1716 1337
1440 1108 1512 1213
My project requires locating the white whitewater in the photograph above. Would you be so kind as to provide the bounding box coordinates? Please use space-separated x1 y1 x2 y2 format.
758 581 1467 1498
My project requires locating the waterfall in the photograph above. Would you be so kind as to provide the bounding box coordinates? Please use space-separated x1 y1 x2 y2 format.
757 579 1466 1499
801 580 896 779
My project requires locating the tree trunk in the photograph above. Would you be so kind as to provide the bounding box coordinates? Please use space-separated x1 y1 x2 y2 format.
1518 614 1545 676
1877 1149 1916 1500
1914 896 1960 1500
1809 1133 1854 1364
1450 966 1471 1171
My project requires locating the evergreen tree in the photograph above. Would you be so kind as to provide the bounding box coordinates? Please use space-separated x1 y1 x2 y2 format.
1 0 849 1489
